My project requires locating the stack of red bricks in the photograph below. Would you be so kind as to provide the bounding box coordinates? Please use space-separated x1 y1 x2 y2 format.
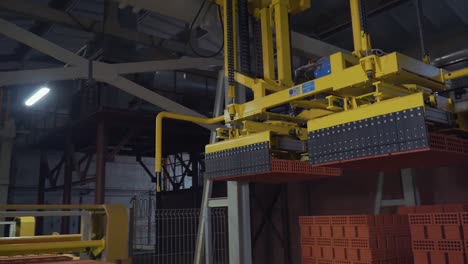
299 215 413 264
399 204 468 264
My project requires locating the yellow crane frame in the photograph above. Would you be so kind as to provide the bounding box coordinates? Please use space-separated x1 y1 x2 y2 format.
154 0 468 176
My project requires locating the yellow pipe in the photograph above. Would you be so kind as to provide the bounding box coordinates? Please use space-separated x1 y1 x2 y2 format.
350 0 363 57
0 240 105 256
445 68 468 80
0 204 105 210
260 7 275 83
155 112 224 174
0 234 81 245
273 0 294 87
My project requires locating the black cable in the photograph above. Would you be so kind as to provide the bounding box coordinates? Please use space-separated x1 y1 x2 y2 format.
187 0 224 58
414 0 429 60
226 0 235 86
360 0 369 33
238 0 251 75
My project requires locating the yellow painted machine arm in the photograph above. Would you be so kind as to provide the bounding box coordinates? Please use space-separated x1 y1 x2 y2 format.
155 112 224 176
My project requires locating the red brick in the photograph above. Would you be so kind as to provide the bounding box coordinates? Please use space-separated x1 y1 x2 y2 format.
315 216 331 225
415 205 443 213
413 251 429 264
374 215 394 225
345 226 356 238
331 216 348 225
320 226 333 238
437 240 463 252
333 247 347 260
300 216 315 225
301 225 312 238
302 246 315 257
334 261 351 264
302 237 315 245
430 251 445 264
409 214 433 225
376 237 387 249
350 238 378 249
396 236 411 250
410 226 426 240
317 238 332 247
332 226 346 238
358 248 387 261
302 256 316 264
461 212 468 225
412 240 435 251
443 204 468 212
332 238 350 248
463 225 468 240
348 215 375 226
385 236 396 249
398 206 416 215
426 225 443 240
443 225 462 240
433 212 460 225
316 259 333 264
347 249 359 261
321 246 334 259
447 252 465 264
312 225 321 237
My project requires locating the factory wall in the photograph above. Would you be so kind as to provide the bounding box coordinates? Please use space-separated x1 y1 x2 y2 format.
9 148 155 235
251 165 468 264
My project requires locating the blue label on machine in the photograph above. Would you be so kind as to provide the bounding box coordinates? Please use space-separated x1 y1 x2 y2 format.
302 81 315 94
289 87 300 97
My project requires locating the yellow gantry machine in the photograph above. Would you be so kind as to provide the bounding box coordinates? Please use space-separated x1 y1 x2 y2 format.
155 0 468 181
0 204 130 264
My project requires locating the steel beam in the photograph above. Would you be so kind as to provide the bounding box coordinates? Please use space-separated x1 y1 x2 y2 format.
0 0 187 56
0 119 15 207
0 18 221 130
61 134 74 233
36 151 49 235
0 18 85 66
95 122 107 204
110 0 347 58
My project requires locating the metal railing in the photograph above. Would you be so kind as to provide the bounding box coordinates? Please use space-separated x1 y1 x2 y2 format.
131 195 228 264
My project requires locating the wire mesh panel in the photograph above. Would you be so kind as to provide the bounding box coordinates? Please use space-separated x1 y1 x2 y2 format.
133 194 157 250
131 198 228 264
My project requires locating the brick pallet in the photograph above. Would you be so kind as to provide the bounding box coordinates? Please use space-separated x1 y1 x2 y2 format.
299 215 413 264
400 204 468 264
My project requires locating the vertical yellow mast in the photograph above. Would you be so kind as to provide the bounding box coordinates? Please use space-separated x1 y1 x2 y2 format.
350 0 371 57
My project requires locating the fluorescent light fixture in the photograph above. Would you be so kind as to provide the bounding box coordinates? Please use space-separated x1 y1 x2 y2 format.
25 87 50 106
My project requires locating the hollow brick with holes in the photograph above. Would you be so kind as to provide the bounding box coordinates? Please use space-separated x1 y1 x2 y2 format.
333 247 347 260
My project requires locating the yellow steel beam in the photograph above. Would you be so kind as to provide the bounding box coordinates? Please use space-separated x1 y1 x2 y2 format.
445 67 468 80
350 0 362 57
0 204 105 210
15 217 35 236
0 240 105 256
155 112 224 174
272 0 294 87
260 7 275 83
104 204 130 263
350 0 371 57
0 234 82 245
205 130 271 153
242 120 306 139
